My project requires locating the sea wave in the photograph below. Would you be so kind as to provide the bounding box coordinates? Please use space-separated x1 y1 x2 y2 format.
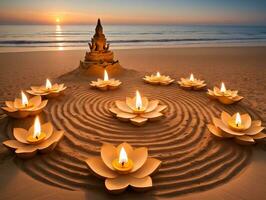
0 37 266 45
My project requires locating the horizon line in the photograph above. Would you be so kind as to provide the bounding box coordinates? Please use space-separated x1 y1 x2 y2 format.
0 23 266 27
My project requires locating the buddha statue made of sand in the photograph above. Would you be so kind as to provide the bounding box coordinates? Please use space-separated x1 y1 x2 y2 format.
80 19 122 76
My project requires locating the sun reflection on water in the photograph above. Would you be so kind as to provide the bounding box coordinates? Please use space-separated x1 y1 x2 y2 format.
55 25 64 50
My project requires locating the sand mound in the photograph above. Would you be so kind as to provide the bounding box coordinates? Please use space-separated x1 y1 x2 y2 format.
3 69 260 198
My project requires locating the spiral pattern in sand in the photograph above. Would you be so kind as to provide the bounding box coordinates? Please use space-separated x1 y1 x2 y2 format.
12 72 259 197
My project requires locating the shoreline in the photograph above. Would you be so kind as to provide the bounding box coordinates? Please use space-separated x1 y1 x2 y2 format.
1 43 266 53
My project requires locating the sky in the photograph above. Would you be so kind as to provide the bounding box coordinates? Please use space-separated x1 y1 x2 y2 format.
0 0 266 25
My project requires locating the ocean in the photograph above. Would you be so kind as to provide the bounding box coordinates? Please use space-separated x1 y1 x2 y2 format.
0 25 266 52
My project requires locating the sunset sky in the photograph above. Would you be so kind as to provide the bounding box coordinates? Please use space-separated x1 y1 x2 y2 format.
0 0 266 25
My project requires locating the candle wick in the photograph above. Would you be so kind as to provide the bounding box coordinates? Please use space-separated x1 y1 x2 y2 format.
36 136 38 139
121 162 124 167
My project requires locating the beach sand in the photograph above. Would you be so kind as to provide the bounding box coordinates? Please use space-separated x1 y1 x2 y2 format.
0 47 265 199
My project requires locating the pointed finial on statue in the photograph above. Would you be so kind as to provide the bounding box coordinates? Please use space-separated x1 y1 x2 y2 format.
97 18 101 26
95 18 103 35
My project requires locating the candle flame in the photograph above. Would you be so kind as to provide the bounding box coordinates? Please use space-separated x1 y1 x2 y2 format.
46 79 52 89
220 82 226 93
235 113 241 127
156 72 161 77
135 90 142 110
33 116 41 139
21 91 28 107
189 73 194 81
119 147 128 166
104 70 109 81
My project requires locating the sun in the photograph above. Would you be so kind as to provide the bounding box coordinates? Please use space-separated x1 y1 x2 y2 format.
56 18 60 23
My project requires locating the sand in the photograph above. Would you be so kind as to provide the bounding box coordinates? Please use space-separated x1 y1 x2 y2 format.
0 47 265 199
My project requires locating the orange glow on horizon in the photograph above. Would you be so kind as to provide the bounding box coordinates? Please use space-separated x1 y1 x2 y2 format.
0 8 264 25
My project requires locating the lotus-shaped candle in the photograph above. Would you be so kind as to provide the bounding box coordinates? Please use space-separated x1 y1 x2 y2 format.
177 73 206 90
85 142 161 193
3 116 64 158
90 70 121 90
207 111 265 145
207 82 243 104
143 72 174 85
109 90 167 126
1 91 48 118
27 79 67 98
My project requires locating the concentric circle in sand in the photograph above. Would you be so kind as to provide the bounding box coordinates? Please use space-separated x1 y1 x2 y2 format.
8 71 258 197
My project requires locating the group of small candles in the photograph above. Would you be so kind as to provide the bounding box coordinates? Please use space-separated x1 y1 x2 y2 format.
1 69 262 142
1 69 265 193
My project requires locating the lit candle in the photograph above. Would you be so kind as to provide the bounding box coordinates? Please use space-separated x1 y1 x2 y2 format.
112 147 133 173
21 91 29 107
228 112 245 131
235 113 241 127
27 116 46 144
220 82 226 93
135 90 143 112
103 69 109 82
189 73 194 82
119 147 128 166
33 116 41 139
156 71 161 77
89 69 121 90
46 79 52 90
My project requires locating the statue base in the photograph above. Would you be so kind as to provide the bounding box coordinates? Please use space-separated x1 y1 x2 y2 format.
85 50 114 63
79 60 123 77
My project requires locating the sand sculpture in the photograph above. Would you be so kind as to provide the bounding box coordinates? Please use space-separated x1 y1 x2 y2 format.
79 19 122 76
